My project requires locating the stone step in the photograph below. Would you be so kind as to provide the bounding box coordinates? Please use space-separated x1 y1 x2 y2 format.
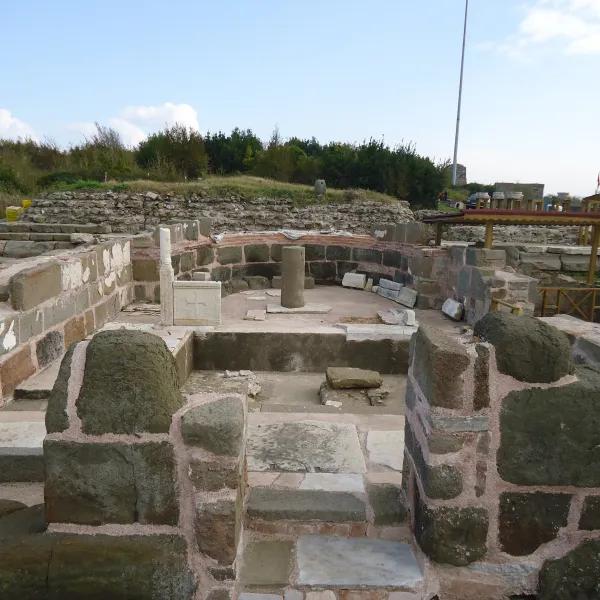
0 412 45 482
14 359 61 400
239 536 424 595
247 488 367 524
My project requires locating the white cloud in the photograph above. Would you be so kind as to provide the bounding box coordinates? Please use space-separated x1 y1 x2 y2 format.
500 0 600 55
67 102 200 147
0 108 37 140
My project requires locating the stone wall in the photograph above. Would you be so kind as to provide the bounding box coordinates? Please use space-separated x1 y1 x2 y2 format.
28 329 247 598
0 238 133 399
404 313 600 599
23 190 414 234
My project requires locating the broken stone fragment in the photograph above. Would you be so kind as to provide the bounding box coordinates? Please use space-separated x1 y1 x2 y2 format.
442 298 464 321
366 387 389 406
378 308 417 326
326 367 382 389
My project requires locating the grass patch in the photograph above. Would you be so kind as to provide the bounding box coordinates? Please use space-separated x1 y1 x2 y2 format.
48 175 399 206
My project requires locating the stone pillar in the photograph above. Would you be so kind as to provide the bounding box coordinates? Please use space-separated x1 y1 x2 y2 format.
281 246 305 308
160 227 175 326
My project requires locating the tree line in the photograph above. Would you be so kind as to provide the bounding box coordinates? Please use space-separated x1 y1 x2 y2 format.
0 124 449 205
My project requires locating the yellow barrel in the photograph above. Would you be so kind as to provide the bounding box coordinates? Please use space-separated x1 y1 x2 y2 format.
21 198 32 209
6 206 24 222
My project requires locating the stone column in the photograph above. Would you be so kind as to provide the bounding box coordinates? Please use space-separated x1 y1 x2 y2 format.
160 227 175 326
281 246 305 308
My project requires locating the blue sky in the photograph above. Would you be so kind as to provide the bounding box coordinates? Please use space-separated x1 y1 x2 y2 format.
2 0 599 195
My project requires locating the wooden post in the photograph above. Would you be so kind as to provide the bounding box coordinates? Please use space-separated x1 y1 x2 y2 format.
435 223 443 246
484 223 494 249
588 225 600 284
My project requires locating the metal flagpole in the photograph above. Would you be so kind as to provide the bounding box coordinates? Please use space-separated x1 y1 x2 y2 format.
452 0 469 187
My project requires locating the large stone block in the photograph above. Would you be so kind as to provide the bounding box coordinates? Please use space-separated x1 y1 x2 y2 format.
352 247 382 264
518 252 561 271
305 244 325 261
579 496 600 530
414 491 488 566
197 245 214 266
0 345 35 397
244 244 269 263
181 396 244 457
538 540 600 600
309 261 336 282
195 490 242 565
132 258 159 282
474 312 572 383
498 366 600 486
367 483 407 525
46 345 75 433
217 246 242 265
465 248 506 269
411 324 469 409
326 245 351 261
44 439 178 525
189 456 242 491
10 262 62 310
499 492 571 555
77 330 183 435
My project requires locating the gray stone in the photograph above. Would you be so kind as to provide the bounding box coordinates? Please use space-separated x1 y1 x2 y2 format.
9 262 62 310
367 483 407 525
240 541 293 588
36 330 64 369
247 488 366 522
474 312 572 383
326 367 382 389
379 278 403 291
296 535 423 589
281 246 305 309
181 396 244 457
244 244 269 263
341 272 366 289
442 298 464 321
377 286 401 301
366 430 404 471
217 246 242 264
44 439 178 525
397 287 418 308
77 330 183 434
243 275 270 289
466 248 506 269
0 499 27 518
247 420 366 473
299 473 365 493
0 503 45 536
45 345 75 433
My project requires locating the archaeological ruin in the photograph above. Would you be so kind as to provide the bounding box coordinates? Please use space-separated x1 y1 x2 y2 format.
1 190 600 599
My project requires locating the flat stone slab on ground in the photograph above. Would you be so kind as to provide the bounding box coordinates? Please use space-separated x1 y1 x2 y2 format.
378 278 403 292
247 420 366 473
0 421 45 455
366 430 404 471
248 295 267 301
296 535 423 589
267 304 332 314
244 309 266 321
299 473 365 493
378 309 417 326
14 359 61 400
326 367 382 389
339 324 417 341
240 540 294 588
397 287 418 308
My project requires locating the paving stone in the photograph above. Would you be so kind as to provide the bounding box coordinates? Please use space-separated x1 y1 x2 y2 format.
300 473 365 493
247 488 366 522
240 541 293 588
245 309 266 321
367 430 404 471
326 367 382 389
247 420 366 473
296 535 423 589
342 273 367 289
267 303 332 314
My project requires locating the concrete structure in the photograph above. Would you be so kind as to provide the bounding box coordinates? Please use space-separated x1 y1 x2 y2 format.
281 246 305 309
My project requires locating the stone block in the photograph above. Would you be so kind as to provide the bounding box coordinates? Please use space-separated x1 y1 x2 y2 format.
377 286 401 301
428 431 464 455
383 250 403 269
397 287 418 308
232 263 281 280
44 439 178 525
352 247 382 264
247 488 366 522
579 496 600 530
305 244 325 261
336 261 359 279
173 281 221 326
326 245 351 261
217 246 242 265
0 345 35 396
197 245 214 266
64 316 86 348
499 492 571 556
10 262 62 310
77 330 183 435
243 275 269 290
519 252 561 271
411 324 469 409
404 421 462 499
473 344 490 410
179 250 195 273
498 366 600 486
195 490 241 565
240 541 293 588
538 540 600 600
189 456 242 491
326 367 382 389
442 298 464 321
414 491 488 566
367 483 407 525
465 248 506 269
132 258 159 282
244 244 269 263
341 272 366 289
474 312 572 383
211 266 231 282
36 330 64 369
46 346 75 433
181 396 244 457
309 261 336 282
379 277 403 291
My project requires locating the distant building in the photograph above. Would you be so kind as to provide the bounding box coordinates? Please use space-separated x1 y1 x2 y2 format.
446 164 467 187
494 182 544 201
